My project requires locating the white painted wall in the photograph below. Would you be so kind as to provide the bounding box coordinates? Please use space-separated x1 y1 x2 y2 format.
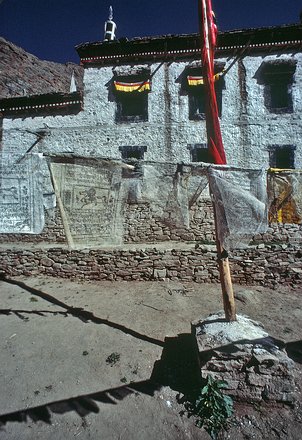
2 51 302 168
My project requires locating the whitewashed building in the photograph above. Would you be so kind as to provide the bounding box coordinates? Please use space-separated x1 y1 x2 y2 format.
1 22 302 169
0 20 302 285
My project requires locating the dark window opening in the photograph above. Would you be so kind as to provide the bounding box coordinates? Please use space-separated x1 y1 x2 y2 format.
189 83 223 121
189 144 211 163
119 145 147 161
185 66 224 121
260 62 296 114
119 146 146 178
268 145 295 169
264 80 293 113
114 74 150 123
270 82 291 109
189 88 206 120
116 93 148 122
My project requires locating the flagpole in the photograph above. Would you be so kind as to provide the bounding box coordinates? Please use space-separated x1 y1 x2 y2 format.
212 200 237 321
198 0 236 321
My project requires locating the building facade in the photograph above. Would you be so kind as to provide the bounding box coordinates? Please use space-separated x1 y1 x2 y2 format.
0 23 302 285
1 23 302 169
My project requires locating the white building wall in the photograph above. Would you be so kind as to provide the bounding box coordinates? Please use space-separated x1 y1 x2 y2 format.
2 51 302 168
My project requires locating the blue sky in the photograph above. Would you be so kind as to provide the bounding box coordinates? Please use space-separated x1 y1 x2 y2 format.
0 0 300 63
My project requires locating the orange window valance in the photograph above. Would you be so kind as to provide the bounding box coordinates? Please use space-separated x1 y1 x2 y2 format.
187 73 221 86
114 80 151 92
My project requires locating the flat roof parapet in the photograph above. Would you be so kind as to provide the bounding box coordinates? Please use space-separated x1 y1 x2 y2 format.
0 91 83 118
75 24 302 66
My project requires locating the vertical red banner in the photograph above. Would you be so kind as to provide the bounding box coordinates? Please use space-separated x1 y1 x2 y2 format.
199 0 227 165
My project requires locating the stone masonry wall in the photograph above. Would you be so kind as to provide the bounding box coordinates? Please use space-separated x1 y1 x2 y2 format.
1 198 301 246
0 199 216 245
0 207 67 244
0 243 301 287
124 198 215 243
1 193 301 287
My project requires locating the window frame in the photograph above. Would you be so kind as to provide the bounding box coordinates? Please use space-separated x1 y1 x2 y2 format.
113 75 150 123
183 64 225 121
188 143 211 163
119 145 147 161
268 145 296 169
260 62 296 114
188 80 223 121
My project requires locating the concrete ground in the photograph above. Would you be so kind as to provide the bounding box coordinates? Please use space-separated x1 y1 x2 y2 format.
0 276 301 439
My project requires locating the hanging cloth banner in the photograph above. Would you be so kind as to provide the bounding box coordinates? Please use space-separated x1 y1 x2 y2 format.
187 73 221 86
0 153 46 234
267 169 302 224
207 167 268 251
114 80 151 93
199 0 227 165
49 158 124 248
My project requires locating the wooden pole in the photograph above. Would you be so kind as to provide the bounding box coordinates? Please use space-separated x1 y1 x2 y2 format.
198 0 236 321
211 197 236 321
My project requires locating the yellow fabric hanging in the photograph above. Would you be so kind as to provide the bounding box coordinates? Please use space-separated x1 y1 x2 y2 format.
114 80 151 92
267 169 302 224
187 72 221 86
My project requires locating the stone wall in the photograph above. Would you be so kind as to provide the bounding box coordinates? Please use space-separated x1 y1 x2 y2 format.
124 198 215 243
1 45 302 286
1 190 301 287
1 197 301 246
0 207 67 244
0 198 216 245
0 242 301 287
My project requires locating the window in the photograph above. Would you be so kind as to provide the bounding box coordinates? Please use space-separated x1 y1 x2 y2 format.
119 146 146 178
116 93 148 122
114 75 150 123
268 145 295 169
260 62 296 113
106 22 113 32
119 145 147 161
186 67 224 121
188 144 211 163
268 81 291 110
189 87 206 120
188 79 223 121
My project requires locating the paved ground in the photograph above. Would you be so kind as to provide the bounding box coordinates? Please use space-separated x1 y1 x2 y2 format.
0 276 301 439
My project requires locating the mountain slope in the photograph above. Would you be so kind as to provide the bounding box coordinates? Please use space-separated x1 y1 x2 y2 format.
0 38 83 99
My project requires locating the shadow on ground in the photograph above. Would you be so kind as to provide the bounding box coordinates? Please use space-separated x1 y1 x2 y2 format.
1 275 301 436
0 273 204 428
0 332 201 427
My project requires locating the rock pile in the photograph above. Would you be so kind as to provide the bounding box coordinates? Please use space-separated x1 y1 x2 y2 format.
193 313 296 404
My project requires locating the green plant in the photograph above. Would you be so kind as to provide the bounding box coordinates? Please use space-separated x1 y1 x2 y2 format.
184 375 234 439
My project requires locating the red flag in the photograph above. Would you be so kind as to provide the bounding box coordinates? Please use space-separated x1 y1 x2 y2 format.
199 0 227 165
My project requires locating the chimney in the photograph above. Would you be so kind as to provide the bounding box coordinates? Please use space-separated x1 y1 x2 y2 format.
104 6 117 41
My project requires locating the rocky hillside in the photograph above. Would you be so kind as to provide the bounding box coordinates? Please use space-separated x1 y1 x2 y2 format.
0 38 84 99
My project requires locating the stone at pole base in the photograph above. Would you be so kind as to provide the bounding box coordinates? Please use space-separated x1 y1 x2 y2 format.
192 313 296 404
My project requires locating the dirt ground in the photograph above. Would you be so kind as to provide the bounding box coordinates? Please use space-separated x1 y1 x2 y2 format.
0 276 301 439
